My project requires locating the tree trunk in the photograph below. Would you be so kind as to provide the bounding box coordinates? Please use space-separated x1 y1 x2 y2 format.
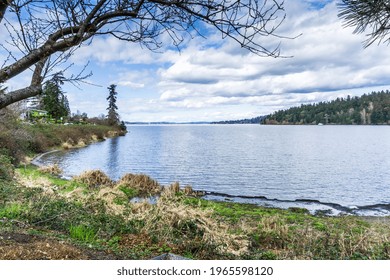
0 57 47 109
0 0 11 24
0 85 42 108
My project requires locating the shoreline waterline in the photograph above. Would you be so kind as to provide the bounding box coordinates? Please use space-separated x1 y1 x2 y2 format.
31 148 390 217
30 125 390 217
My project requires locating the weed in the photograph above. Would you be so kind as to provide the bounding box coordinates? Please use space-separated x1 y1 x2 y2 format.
113 196 128 205
107 236 121 248
69 224 96 243
118 185 139 199
0 203 26 219
157 243 172 254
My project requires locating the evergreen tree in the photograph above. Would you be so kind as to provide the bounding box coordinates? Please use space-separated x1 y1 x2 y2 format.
41 74 70 120
338 0 390 47
106 84 120 126
261 90 390 125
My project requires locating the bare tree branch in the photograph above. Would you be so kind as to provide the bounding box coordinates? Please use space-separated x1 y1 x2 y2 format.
1 0 290 109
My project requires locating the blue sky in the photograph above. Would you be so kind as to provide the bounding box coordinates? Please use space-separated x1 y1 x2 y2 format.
4 0 390 122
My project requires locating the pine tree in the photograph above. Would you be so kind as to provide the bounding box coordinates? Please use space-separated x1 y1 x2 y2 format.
41 74 70 120
106 84 120 126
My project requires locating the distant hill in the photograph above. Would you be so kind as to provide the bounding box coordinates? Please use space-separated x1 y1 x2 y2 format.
212 116 266 124
261 90 390 125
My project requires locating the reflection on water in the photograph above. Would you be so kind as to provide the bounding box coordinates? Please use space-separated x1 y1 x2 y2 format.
107 136 119 179
35 125 390 216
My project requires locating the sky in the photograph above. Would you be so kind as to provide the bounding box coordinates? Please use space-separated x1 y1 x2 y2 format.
4 0 390 123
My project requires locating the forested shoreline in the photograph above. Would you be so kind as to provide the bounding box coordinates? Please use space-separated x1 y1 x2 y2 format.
261 90 390 125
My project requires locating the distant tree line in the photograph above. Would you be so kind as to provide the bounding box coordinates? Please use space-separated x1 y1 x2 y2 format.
212 116 266 124
261 90 390 125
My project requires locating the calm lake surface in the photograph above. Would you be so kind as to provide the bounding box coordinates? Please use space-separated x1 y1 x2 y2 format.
36 125 390 216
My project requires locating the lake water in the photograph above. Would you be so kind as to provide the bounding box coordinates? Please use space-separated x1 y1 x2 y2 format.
35 125 390 216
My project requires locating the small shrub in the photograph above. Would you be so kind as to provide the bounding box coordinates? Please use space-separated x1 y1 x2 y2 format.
117 173 161 196
0 151 14 180
38 164 63 176
74 170 113 188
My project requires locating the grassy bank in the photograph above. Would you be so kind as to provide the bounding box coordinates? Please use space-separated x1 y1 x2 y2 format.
1 164 389 260
0 119 125 164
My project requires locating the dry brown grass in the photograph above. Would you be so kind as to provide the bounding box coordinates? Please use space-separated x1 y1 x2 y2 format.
61 142 73 150
76 139 87 147
15 172 56 195
0 233 88 260
74 170 113 188
38 164 63 176
117 173 161 196
107 131 119 138
131 187 249 256
96 186 128 215
163 182 203 197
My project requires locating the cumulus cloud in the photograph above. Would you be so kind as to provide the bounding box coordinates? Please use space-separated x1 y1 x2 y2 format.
5 0 388 122
72 37 158 65
117 80 144 88
135 1 389 121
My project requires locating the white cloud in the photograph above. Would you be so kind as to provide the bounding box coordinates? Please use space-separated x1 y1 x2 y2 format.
149 0 390 122
117 81 145 88
4 0 390 123
72 36 159 65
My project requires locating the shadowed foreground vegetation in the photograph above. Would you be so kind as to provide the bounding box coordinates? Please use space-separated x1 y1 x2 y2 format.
1 165 389 260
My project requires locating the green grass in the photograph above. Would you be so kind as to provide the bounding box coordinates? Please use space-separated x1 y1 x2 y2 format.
16 165 86 193
0 203 27 219
118 185 139 199
69 225 97 243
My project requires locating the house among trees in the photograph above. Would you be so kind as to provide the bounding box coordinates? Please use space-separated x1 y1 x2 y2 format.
26 109 49 122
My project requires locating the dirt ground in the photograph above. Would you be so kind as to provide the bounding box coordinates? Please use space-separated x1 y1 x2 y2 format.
0 232 119 260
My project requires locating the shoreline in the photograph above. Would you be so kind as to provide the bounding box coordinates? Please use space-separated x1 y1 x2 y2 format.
28 136 390 218
24 153 390 219
28 147 390 218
